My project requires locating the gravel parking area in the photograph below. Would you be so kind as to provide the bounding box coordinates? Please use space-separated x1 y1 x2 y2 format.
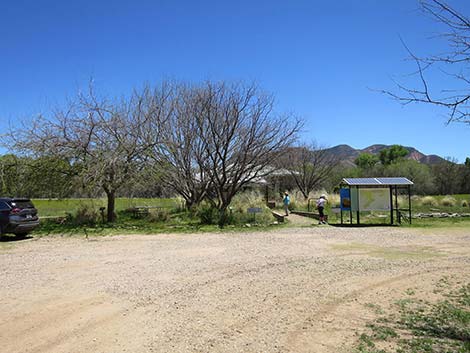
1 226 469 353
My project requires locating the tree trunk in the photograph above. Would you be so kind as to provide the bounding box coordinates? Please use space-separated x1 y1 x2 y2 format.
105 190 116 222
218 201 232 228
301 189 309 200
218 208 229 228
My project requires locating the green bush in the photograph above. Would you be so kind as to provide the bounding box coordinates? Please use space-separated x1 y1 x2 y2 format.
461 200 469 208
441 196 457 207
195 205 219 225
73 205 100 226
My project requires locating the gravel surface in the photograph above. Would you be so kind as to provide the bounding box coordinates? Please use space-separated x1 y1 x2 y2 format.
1 226 469 353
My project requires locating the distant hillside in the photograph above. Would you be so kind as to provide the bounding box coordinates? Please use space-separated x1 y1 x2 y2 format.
324 144 446 166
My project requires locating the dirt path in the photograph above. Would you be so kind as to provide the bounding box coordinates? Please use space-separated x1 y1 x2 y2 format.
1 227 468 353
285 213 316 226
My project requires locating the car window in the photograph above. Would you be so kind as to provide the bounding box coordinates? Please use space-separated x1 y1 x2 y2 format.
0 201 9 210
11 200 35 209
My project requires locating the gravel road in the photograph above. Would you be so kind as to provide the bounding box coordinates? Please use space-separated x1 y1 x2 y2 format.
1 226 469 353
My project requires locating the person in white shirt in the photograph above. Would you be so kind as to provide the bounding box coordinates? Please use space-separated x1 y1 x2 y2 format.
316 194 327 224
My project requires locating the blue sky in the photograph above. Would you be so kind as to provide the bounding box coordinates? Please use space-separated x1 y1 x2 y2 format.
1 0 469 161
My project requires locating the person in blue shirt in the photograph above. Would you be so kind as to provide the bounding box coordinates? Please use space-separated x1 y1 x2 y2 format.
283 191 290 216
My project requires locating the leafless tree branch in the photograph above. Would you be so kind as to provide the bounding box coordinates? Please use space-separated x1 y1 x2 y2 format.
384 0 470 124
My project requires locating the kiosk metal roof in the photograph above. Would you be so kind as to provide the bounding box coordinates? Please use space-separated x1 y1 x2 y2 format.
342 177 413 186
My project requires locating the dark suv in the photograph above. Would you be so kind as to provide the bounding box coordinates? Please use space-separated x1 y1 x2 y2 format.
0 198 39 237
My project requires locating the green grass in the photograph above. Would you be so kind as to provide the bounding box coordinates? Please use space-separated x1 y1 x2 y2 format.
36 217 283 237
30 196 286 236
33 202 284 236
408 217 470 229
33 198 181 217
28 195 470 235
353 280 470 353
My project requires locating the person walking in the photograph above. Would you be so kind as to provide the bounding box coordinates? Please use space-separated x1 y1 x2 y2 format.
283 191 290 216
316 194 327 224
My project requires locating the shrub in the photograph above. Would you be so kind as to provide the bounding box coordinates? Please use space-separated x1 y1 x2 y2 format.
461 199 468 208
171 196 186 214
195 205 219 225
231 190 265 208
421 196 438 207
73 205 99 226
396 195 409 208
288 200 298 211
441 196 457 207
230 205 273 225
285 190 308 211
147 209 170 222
229 190 276 225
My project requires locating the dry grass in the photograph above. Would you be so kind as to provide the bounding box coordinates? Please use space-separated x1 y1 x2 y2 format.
440 196 457 207
420 196 438 207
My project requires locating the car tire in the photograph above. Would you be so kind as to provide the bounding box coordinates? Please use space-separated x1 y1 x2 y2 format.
14 232 28 239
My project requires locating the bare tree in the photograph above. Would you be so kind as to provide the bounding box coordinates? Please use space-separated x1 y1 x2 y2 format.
192 82 302 226
282 143 338 199
10 84 170 222
155 84 212 209
384 0 470 124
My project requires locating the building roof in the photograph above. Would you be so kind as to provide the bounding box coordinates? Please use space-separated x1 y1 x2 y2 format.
342 177 413 186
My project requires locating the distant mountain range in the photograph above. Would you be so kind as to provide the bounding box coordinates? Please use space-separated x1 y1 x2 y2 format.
324 144 446 167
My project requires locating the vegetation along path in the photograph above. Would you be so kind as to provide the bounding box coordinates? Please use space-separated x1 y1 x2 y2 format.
0 226 468 353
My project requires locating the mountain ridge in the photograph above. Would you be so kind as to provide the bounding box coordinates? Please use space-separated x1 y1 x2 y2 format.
325 144 446 166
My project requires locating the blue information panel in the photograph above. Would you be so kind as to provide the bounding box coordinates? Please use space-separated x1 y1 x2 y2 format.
340 188 351 211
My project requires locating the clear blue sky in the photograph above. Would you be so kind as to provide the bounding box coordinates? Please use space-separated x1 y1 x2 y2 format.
1 0 469 162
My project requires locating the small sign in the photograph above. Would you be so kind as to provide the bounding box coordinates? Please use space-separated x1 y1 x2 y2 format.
247 207 262 214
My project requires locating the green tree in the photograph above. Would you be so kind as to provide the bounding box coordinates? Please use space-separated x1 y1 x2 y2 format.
385 159 435 195
379 145 409 166
432 158 459 195
0 154 28 197
26 156 76 198
459 157 470 193
0 154 76 198
354 153 379 169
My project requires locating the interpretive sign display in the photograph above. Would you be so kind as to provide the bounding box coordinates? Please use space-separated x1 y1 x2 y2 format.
340 177 412 225
357 188 391 211
340 188 351 211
